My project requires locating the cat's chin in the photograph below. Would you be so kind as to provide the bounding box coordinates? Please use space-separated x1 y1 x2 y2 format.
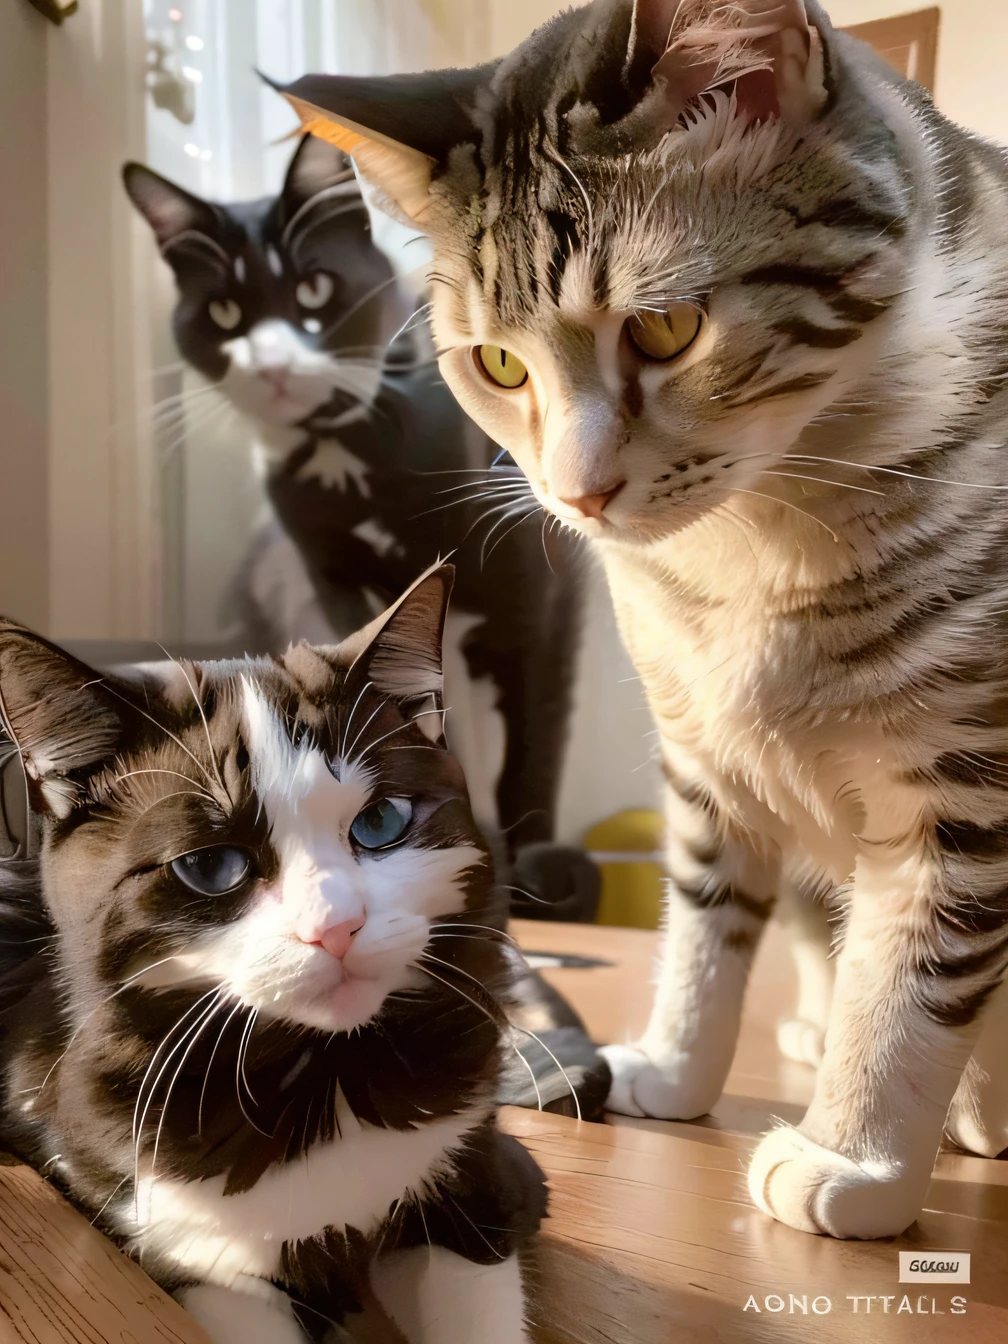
547 501 709 547
265 971 394 1035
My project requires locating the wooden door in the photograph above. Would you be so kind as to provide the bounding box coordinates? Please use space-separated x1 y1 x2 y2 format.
842 6 941 91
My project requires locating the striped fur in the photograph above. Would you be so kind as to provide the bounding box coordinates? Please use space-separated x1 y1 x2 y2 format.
277 0 1008 1237
0 568 544 1341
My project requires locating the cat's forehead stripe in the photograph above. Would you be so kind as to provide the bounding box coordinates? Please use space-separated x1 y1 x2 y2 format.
240 677 372 815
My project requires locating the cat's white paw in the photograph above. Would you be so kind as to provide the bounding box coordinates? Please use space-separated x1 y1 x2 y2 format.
776 1017 825 1067
748 1126 926 1239
600 1044 720 1120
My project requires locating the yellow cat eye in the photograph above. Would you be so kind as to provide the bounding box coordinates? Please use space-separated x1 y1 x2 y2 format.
626 303 702 361
476 345 529 389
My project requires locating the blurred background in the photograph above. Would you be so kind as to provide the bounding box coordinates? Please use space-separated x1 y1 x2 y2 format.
0 0 996 922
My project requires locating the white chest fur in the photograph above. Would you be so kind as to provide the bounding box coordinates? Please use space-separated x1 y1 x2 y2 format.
134 1103 488 1286
605 531 927 882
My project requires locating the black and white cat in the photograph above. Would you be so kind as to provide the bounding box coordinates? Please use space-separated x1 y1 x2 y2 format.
0 566 546 1343
123 136 596 918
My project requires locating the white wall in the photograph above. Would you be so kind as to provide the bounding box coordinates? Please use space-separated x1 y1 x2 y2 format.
490 3 1008 142
46 1 159 642
828 2 1008 142
0 2 49 632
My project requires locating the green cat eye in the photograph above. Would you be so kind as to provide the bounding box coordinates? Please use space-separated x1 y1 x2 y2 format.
626 303 702 361
476 345 529 389
171 846 251 896
350 797 413 850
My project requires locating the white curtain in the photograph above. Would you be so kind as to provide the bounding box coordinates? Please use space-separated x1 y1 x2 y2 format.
145 0 487 210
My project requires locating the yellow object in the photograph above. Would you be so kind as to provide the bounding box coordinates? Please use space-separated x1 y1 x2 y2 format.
284 97 370 156
584 809 665 929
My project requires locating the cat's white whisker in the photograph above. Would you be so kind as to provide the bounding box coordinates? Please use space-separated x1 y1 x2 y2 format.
411 483 531 520
432 475 525 496
415 956 583 1120
112 768 217 803
133 987 226 1211
154 648 227 797
134 790 221 822
90 1175 131 1227
353 707 450 770
508 1040 544 1112
132 986 223 1148
429 922 520 948
339 680 373 762
343 696 388 767
149 989 228 1188
787 453 1008 492
198 998 245 1136
235 1008 271 1136
155 401 236 465
762 469 886 498
481 505 542 567
99 683 224 799
727 487 842 541
446 1192 507 1260
31 954 186 1103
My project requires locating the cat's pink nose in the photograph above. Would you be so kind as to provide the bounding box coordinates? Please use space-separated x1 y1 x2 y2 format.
316 918 365 961
557 481 625 519
258 366 291 396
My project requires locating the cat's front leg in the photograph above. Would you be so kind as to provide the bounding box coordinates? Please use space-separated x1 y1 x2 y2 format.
946 972 1008 1157
749 837 1001 1238
179 1276 311 1344
602 762 779 1119
370 1247 528 1344
775 877 835 1067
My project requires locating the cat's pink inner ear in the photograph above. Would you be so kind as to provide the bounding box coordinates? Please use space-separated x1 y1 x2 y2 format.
651 0 827 127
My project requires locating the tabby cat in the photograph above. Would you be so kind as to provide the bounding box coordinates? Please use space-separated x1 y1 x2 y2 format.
268 0 1008 1239
0 566 545 1342
123 136 594 918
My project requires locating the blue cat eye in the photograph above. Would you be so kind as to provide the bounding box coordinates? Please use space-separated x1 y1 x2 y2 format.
350 797 413 850
171 846 251 896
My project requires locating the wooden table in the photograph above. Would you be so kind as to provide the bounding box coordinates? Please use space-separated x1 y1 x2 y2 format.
0 1155 208 1342
507 919 1008 1343
0 919 1004 1341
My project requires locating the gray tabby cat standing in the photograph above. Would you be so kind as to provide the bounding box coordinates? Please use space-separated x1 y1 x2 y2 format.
269 0 1008 1239
0 567 545 1343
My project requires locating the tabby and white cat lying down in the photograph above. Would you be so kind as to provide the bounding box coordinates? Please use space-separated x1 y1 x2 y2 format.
0 567 544 1343
273 0 1008 1240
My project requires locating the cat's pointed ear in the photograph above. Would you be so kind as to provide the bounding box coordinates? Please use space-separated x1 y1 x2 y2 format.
122 162 221 250
281 133 357 214
626 0 682 75
263 68 494 227
0 621 124 819
338 564 455 742
634 0 828 126
355 562 454 702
